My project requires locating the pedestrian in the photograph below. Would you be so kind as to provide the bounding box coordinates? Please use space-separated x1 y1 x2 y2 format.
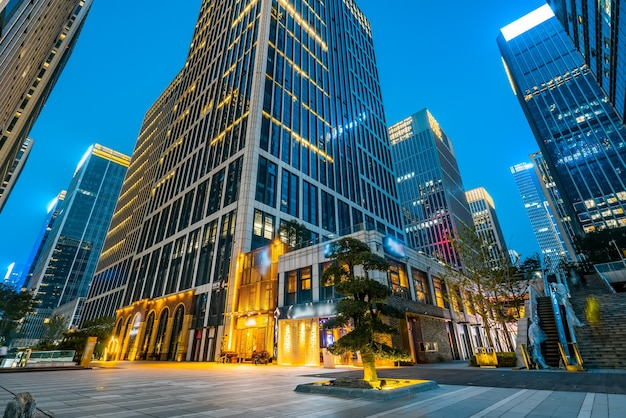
585 296 601 335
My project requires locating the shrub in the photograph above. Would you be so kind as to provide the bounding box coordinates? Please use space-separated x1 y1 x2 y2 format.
469 352 516 367
469 355 478 367
496 352 517 367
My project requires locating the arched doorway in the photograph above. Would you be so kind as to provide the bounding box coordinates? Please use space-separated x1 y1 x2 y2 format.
168 305 185 361
153 308 169 361
138 311 155 360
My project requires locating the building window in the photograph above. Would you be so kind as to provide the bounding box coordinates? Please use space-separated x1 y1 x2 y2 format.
255 157 277 207
387 260 409 298
411 267 430 304
252 209 275 250
432 276 446 308
285 270 297 305
280 169 299 216
319 261 339 300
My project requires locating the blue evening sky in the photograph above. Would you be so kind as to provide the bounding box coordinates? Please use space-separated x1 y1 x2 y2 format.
0 0 547 277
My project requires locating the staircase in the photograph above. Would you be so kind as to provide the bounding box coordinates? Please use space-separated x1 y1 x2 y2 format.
568 274 626 369
536 296 561 367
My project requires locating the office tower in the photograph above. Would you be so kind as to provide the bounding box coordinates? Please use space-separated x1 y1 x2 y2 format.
547 1 626 122
498 5 626 236
18 190 66 291
465 187 509 267
389 108 474 269
82 75 183 324
88 0 404 362
511 161 572 270
16 145 129 345
0 0 92 211
529 152 579 260
0 137 32 211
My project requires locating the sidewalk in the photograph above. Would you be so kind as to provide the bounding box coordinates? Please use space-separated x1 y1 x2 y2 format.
1 361 625 417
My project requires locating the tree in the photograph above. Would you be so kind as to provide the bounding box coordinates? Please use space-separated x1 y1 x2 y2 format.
322 237 410 385
58 316 115 359
278 219 312 250
0 283 39 345
444 223 515 350
40 314 69 347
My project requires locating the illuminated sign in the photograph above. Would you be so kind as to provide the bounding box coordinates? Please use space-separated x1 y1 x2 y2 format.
383 235 406 258
277 301 337 320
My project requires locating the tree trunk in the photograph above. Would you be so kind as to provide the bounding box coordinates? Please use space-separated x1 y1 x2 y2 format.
361 350 378 383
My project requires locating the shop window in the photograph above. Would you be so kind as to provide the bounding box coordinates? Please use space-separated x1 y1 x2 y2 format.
153 309 169 356
411 267 431 304
388 260 409 299
432 276 447 308
285 270 297 305
319 261 338 300
299 266 312 303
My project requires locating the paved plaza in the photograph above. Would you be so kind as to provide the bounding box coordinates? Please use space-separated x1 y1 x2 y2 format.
1 361 625 417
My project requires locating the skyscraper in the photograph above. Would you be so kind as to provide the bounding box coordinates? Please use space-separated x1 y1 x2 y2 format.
547 0 626 122
0 137 32 211
498 5 626 236
465 187 509 267
0 0 93 210
511 161 572 269
530 151 579 260
86 0 403 362
17 144 129 344
18 190 66 291
389 108 474 269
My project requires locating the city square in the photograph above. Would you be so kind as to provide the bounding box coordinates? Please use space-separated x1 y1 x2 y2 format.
2 362 626 417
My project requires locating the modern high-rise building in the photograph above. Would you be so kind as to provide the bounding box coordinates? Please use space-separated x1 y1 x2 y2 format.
16 145 129 345
0 137 32 211
18 190 66 291
547 0 626 122
389 108 474 270
498 5 626 236
529 151 579 261
511 161 572 270
0 0 92 211
85 0 403 363
465 187 509 267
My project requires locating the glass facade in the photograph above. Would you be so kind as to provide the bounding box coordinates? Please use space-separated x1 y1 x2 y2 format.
510 161 572 269
498 6 626 235
0 0 92 211
547 0 626 122
389 109 474 269
85 0 403 362
18 145 129 343
465 187 508 268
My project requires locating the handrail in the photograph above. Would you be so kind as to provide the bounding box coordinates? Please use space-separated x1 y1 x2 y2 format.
548 285 571 362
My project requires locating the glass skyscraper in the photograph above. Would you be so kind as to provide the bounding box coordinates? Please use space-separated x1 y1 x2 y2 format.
465 187 508 267
498 5 626 236
85 0 403 362
511 161 572 270
547 0 626 122
0 0 92 211
17 145 129 344
389 109 474 270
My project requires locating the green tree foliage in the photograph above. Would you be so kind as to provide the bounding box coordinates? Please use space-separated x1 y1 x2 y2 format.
278 219 312 250
40 314 69 347
322 237 410 384
58 316 115 358
0 283 39 345
445 223 528 351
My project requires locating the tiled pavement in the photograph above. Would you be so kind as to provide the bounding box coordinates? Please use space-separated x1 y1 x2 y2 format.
1 361 625 417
